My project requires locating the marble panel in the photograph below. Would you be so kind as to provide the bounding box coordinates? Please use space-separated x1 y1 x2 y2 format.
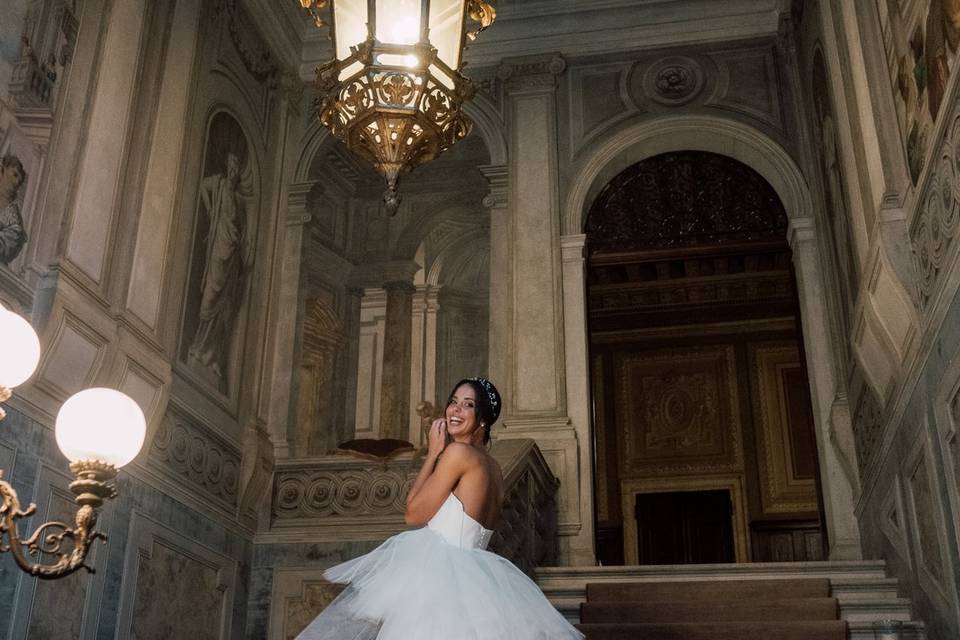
880 474 913 569
36 312 105 397
903 431 951 603
710 48 781 128
64 0 147 282
117 513 237 640
126 0 203 330
570 64 631 147
269 569 346 640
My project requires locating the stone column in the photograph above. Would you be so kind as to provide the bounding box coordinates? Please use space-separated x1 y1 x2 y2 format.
789 217 863 560
265 183 312 456
379 280 416 441
481 165 509 391
341 286 364 441
494 54 595 565
409 284 441 445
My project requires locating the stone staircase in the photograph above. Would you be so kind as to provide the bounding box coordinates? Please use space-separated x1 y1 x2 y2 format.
535 561 926 639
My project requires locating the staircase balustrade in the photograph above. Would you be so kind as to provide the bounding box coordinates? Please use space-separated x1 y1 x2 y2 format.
267 437 560 575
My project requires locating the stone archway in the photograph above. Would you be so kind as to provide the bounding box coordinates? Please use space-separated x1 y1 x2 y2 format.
561 114 863 560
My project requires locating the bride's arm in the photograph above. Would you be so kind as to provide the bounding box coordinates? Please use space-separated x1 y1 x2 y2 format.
405 420 470 525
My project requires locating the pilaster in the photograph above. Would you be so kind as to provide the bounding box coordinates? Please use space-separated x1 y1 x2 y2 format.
788 216 863 560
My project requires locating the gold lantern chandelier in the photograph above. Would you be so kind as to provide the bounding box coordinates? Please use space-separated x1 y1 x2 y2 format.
301 0 496 214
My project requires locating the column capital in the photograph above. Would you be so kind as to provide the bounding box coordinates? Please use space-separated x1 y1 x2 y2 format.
382 280 417 295
479 164 509 209
498 53 566 94
787 216 817 248
286 182 315 226
560 234 587 263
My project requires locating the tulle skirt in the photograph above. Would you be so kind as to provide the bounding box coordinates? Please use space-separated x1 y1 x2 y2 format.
294 527 584 640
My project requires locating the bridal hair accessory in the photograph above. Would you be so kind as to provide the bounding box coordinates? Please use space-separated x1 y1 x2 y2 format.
467 377 501 424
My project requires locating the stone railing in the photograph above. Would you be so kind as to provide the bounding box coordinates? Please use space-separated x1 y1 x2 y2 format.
487 438 560 574
265 438 560 574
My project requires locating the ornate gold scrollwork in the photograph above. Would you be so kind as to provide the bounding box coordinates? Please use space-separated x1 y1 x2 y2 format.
0 461 118 579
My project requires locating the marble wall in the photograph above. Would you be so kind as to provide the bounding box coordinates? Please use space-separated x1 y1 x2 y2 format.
0 407 252 640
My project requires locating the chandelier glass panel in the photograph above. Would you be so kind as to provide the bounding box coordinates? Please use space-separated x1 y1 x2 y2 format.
302 0 496 213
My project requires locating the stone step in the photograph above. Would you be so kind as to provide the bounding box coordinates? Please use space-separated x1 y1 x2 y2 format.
848 621 926 639
576 621 848 640
580 597 840 623
536 561 927 638
536 561 892 591
585 577 830 602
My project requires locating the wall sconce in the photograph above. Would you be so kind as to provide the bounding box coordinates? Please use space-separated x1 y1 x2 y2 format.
0 305 146 579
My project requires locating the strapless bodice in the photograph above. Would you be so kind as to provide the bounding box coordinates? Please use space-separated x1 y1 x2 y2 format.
427 493 494 550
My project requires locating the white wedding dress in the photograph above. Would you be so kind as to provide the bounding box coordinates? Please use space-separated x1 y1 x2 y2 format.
294 492 585 639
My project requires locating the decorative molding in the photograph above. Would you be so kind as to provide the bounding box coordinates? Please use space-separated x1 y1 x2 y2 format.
479 164 509 209
910 106 960 308
749 343 819 514
272 461 414 523
852 385 884 480
644 56 704 106
149 409 242 509
498 53 566 93
216 0 278 84
615 344 743 477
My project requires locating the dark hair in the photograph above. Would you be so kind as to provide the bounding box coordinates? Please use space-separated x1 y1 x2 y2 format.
449 377 501 445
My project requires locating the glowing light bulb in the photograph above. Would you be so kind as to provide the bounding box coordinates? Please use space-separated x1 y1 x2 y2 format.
55 388 147 468
0 306 41 389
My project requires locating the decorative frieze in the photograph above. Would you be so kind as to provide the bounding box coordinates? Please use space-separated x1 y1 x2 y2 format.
272 463 414 521
150 412 242 508
852 388 884 479
910 106 960 308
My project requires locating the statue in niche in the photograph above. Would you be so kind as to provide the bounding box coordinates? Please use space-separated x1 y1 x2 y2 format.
0 154 27 266
184 113 256 390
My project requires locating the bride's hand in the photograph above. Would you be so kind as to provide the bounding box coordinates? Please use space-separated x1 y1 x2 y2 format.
427 418 447 458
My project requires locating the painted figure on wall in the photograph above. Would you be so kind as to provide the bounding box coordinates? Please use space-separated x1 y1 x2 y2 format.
0 154 27 265
183 113 257 392
879 0 960 183
811 48 859 324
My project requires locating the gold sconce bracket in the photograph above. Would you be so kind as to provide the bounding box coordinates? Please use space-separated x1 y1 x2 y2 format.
0 461 118 579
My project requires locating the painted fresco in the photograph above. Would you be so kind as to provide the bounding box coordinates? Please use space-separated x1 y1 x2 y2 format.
878 0 960 183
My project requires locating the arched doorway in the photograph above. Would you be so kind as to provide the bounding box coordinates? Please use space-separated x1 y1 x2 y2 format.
586 151 826 565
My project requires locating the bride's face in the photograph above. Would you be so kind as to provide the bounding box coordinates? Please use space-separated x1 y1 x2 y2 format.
445 384 480 440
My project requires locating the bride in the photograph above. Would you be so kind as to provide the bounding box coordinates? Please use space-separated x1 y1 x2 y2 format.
295 377 584 639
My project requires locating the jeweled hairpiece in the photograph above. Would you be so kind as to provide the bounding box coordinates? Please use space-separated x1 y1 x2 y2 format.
467 377 498 408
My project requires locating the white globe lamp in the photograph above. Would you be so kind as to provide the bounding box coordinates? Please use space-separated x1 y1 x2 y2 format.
0 306 41 390
55 388 147 468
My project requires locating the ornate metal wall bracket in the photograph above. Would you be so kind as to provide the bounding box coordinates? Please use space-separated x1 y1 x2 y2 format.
0 461 117 579
0 386 10 421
